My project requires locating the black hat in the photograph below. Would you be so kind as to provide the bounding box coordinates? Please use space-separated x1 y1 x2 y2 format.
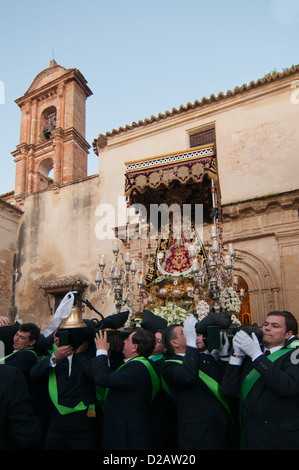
141 310 168 333
100 310 130 330
196 311 232 335
57 322 95 348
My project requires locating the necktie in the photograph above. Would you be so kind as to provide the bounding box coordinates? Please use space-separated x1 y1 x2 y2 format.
264 350 271 356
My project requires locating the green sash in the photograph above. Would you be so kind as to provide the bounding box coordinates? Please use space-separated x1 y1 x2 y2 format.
239 347 293 404
0 348 37 363
162 359 232 419
97 356 160 410
43 344 58 359
132 357 160 402
48 367 96 417
149 354 164 362
238 345 295 449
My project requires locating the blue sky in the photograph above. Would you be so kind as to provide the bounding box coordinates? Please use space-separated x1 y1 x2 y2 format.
0 0 298 195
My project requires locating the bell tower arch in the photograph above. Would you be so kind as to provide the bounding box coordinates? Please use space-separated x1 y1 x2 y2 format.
12 60 92 200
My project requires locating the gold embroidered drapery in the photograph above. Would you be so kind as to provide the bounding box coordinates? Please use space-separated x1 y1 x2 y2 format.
124 145 217 196
40 276 89 293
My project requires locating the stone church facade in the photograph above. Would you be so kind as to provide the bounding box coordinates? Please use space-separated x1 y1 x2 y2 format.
1 61 298 331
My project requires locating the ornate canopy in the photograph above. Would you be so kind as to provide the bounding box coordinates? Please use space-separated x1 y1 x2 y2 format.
124 144 217 196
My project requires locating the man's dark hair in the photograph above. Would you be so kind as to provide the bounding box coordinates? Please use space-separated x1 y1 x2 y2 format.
162 324 181 355
131 328 155 358
19 323 40 342
267 311 298 336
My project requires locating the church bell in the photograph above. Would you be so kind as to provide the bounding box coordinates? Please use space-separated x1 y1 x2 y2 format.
59 305 87 329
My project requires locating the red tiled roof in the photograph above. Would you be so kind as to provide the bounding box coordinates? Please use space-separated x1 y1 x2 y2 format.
93 65 299 151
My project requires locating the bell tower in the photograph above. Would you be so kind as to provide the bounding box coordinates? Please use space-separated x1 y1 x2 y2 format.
12 60 92 199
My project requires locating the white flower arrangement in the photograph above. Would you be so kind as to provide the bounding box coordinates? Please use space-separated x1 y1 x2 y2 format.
196 300 210 321
219 287 241 313
132 301 192 327
230 314 242 326
152 301 192 325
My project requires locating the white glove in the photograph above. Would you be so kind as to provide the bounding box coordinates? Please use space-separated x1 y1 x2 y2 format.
232 334 245 357
233 330 262 361
183 315 197 348
219 331 231 360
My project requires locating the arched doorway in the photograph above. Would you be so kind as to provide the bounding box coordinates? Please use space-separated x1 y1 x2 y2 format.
232 248 282 326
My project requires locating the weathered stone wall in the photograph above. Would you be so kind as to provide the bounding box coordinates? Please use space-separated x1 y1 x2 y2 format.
0 199 22 320
222 190 299 324
13 175 105 330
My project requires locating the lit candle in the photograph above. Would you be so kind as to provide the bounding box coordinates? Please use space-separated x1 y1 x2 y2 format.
233 275 238 288
224 254 232 268
211 225 217 238
112 267 120 279
192 259 200 273
110 260 115 272
212 240 218 253
99 254 106 267
131 260 137 273
228 243 235 257
112 239 119 257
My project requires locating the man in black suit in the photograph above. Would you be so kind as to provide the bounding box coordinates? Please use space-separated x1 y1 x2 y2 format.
0 317 19 355
221 310 299 450
141 310 179 451
161 316 236 450
0 322 40 390
93 327 159 450
30 326 99 450
0 364 42 450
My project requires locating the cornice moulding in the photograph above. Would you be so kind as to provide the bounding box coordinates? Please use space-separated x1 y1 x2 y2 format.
94 70 299 153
